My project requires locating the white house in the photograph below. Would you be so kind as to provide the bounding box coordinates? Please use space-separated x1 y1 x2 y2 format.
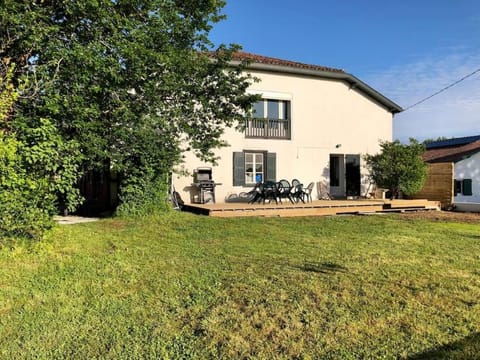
173 52 402 204
423 136 480 211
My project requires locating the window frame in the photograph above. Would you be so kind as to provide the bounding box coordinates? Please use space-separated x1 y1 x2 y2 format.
232 151 277 187
252 98 290 121
246 93 292 140
454 179 462 196
244 151 265 185
454 178 473 196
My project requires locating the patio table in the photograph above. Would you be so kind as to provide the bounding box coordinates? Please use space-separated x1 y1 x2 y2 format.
248 181 279 204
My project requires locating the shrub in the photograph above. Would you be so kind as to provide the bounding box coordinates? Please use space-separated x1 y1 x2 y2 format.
0 133 53 240
364 139 427 199
116 168 170 217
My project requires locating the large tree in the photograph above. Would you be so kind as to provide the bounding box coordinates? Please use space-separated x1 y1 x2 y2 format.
1 0 256 214
364 139 428 199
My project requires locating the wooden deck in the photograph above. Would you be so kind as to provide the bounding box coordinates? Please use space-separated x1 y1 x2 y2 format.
183 199 441 218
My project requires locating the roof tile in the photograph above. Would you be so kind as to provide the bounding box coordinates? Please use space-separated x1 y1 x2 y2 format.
231 51 345 74
423 140 480 162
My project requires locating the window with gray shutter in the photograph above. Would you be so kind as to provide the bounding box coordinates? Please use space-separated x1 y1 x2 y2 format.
233 151 277 186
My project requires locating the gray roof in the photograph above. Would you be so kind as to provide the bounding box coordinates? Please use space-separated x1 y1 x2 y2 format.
231 52 403 114
425 135 480 150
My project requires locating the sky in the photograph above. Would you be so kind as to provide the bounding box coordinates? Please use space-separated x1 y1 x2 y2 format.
209 0 480 142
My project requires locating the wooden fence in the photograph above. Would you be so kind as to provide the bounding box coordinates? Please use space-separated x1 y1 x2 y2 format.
409 162 454 209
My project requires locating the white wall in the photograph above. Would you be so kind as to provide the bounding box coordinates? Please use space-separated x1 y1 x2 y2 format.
173 69 393 203
454 151 480 203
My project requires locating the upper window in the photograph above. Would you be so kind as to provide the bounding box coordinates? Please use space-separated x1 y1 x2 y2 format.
246 98 291 139
253 99 289 120
253 101 265 118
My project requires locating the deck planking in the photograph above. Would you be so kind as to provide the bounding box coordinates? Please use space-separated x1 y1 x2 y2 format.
183 199 440 218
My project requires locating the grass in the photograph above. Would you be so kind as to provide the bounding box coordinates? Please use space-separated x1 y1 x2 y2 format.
1 212 480 359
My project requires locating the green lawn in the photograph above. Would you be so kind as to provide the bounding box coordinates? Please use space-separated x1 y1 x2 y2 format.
1 212 479 359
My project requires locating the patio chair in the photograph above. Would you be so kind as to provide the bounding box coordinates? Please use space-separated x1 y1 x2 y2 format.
263 180 279 204
291 182 306 203
303 182 314 202
317 181 333 200
248 182 263 204
275 181 283 204
278 179 295 204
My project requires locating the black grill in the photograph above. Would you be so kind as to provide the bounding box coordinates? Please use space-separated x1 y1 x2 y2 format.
196 180 215 189
192 167 216 203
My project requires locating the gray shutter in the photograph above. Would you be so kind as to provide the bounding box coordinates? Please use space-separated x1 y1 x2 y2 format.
266 152 276 182
233 152 245 186
463 179 473 196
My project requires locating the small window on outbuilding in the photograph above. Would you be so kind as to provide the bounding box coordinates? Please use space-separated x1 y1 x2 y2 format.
454 178 473 196
454 179 462 196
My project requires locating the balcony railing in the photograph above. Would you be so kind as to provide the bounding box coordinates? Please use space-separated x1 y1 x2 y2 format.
245 118 291 139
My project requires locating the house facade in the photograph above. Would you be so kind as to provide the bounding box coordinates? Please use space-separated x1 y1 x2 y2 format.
421 136 480 211
173 52 402 204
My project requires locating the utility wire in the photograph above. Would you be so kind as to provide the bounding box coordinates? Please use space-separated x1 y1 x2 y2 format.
403 67 480 112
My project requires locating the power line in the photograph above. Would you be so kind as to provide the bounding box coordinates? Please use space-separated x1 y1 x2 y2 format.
403 67 480 112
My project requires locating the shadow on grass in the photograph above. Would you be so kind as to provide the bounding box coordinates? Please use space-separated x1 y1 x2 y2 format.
459 233 480 240
407 333 480 359
300 261 347 274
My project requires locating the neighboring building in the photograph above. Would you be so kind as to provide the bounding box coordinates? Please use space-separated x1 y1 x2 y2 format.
173 52 402 204
420 136 480 211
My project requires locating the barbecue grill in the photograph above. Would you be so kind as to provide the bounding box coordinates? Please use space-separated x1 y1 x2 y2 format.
192 167 217 204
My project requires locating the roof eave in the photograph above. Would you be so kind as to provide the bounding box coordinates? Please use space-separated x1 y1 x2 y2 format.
232 61 403 114
424 150 480 163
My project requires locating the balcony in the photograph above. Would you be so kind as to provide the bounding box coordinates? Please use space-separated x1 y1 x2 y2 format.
245 118 291 139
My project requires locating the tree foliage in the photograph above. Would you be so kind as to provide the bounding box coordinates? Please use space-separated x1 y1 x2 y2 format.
1 63 81 239
0 131 53 240
364 139 428 199
1 0 257 215
0 62 17 123
422 136 452 145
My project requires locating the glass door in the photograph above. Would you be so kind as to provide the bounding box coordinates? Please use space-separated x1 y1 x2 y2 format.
329 154 345 198
345 155 361 197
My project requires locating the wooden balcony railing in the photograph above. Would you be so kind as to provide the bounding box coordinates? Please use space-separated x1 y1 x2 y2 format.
245 118 291 139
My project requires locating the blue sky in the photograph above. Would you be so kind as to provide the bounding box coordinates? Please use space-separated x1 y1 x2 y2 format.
209 0 480 142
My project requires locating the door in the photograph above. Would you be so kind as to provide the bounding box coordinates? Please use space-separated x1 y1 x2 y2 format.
345 155 361 197
329 154 361 198
329 154 345 197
